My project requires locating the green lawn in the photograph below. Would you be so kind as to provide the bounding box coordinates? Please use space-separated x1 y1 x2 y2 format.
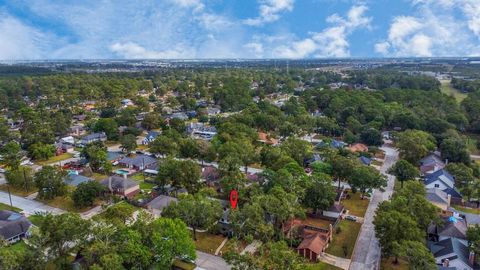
325 220 361 259
28 214 45 226
341 191 369 217
0 184 37 197
193 231 226 255
35 153 73 166
171 259 196 270
440 79 467 103
466 133 480 155
3 241 28 253
454 205 480 215
0 202 22 212
303 262 343 270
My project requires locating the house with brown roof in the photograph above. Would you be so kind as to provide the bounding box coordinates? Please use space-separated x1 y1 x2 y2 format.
284 219 333 262
258 132 279 146
348 143 368 153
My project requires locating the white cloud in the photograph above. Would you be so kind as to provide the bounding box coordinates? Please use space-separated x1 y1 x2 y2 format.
244 0 294 26
265 4 371 58
244 42 264 58
110 42 194 59
0 14 55 60
376 0 480 57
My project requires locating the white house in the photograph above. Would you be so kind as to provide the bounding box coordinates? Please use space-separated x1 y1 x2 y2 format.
322 204 344 219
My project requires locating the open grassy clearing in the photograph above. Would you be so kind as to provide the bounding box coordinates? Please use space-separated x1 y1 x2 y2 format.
341 191 369 217
440 79 467 102
0 202 22 212
35 153 74 166
0 184 37 197
192 231 226 255
303 262 343 270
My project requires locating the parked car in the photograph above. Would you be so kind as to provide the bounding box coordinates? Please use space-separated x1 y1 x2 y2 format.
345 215 357 221
0 168 5 173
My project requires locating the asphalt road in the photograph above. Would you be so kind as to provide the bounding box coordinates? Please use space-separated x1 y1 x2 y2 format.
349 144 398 270
195 251 231 270
0 190 65 215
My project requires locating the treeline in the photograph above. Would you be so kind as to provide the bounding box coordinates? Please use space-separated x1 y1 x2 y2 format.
346 70 441 91
452 78 480 93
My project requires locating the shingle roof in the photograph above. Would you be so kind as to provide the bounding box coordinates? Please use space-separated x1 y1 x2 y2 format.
297 232 328 255
146 195 177 211
428 238 471 267
118 154 157 167
359 156 372 165
426 188 449 205
0 210 32 241
64 174 93 187
442 187 462 199
420 154 444 167
100 176 139 191
424 169 455 187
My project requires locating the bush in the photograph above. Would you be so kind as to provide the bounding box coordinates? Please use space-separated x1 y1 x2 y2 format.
72 181 105 208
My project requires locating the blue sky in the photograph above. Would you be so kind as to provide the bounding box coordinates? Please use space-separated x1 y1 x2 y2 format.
0 0 479 59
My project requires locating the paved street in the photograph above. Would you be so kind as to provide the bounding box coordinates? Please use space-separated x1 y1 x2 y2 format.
0 190 65 215
195 251 231 270
349 144 398 270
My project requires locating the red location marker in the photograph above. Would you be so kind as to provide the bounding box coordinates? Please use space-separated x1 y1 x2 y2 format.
230 189 238 209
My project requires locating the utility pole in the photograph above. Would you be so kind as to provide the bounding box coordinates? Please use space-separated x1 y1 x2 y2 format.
23 167 28 193
7 184 13 207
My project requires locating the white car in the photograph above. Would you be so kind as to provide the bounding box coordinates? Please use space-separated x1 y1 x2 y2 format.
0 168 5 173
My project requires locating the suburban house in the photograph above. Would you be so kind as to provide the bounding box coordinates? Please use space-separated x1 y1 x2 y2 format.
142 131 159 145
322 204 345 219
420 154 445 175
187 123 217 141
285 219 333 262
258 132 279 146
348 143 369 153
55 142 74 155
331 140 347 149
118 154 157 171
428 216 468 243
79 132 107 146
60 136 75 145
169 112 188 120
359 156 372 166
70 125 86 137
424 169 462 204
426 188 451 211
63 172 93 187
428 237 476 270
206 107 221 116
146 195 177 217
217 199 233 237
100 176 140 198
0 210 32 244
107 151 125 163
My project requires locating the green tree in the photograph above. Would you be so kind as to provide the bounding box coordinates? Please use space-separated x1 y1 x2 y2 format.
149 135 178 157
388 159 419 188
28 142 55 160
100 202 136 225
72 181 105 208
264 241 305 270
440 137 471 164
0 141 22 170
141 113 162 130
396 130 436 164
302 175 336 214
360 128 383 146
94 118 119 140
156 159 201 194
149 218 196 269
280 137 312 166
467 225 480 263
34 166 67 199
4 166 34 191
399 241 437 270
120 134 137 153
81 143 111 173
162 193 222 241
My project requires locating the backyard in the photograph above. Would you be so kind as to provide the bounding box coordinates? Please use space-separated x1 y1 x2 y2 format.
341 191 369 217
305 217 334 229
325 220 361 259
303 262 343 270
193 231 226 254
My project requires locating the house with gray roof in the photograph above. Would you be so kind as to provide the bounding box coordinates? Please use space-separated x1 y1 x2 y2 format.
100 176 140 198
118 154 157 171
424 169 462 204
64 173 93 187
428 237 476 270
146 195 178 217
426 188 451 211
0 210 32 244
79 132 107 146
420 153 445 175
428 216 468 243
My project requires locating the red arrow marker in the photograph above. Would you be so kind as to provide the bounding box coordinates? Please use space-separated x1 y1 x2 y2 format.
230 189 238 209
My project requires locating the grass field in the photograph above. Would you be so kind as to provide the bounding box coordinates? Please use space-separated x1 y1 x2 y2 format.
440 79 467 102
35 153 73 166
303 262 343 270
454 205 480 215
325 220 361 259
0 202 22 212
193 232 226 254
28 214 45 226
466 133 480 155
0 184 37 197
305 217 334 229
341 191 369 217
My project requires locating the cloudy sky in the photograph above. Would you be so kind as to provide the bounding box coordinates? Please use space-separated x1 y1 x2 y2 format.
0 0 479 59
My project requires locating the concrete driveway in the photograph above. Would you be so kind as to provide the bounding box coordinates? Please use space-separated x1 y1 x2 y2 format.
0 190 65 215
349 144 398 270
195 251 231 270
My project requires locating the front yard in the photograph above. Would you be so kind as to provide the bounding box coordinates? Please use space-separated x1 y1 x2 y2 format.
303 262 343 270
35 153 74 166
39 195 102 213
0 202 22 212
0 184 37 197
193 231 226 254
341 191 369 217
325 220 361 259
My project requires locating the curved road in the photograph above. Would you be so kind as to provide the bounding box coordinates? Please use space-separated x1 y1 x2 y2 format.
349 144 398 270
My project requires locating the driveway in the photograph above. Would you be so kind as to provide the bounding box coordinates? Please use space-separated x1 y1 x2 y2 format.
195 251 231 270
0 190 65 215
349 144 398 270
